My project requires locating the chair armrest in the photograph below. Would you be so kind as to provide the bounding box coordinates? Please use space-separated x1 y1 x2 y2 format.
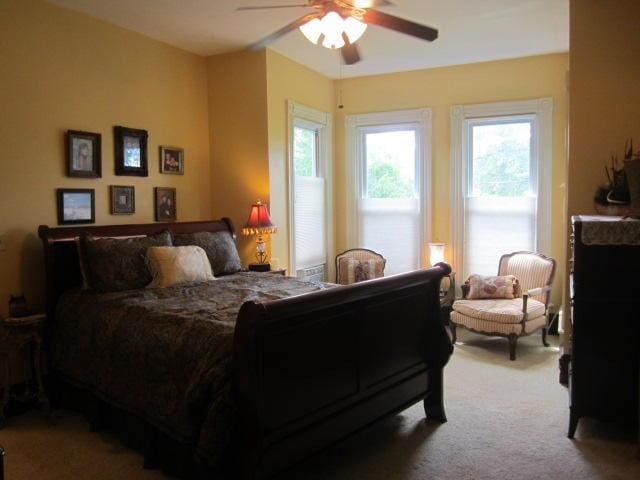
525 285 551 297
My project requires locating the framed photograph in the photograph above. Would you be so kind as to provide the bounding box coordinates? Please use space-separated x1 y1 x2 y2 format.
155 187 176 222
114 126 148 176
57 188 95 225
67 130 101 178
159 146 184 174
110 185 135 215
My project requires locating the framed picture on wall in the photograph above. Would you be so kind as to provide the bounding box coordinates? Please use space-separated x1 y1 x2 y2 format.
57 188 95 225
67 130 101 178
110 185 135 215
159 146 184 174
155 187 176 222
114 126 148 176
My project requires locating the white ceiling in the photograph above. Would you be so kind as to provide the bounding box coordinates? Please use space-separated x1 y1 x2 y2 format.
47 0 569 78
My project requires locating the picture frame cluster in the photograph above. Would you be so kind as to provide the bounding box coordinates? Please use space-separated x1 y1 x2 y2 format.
58 126 183 225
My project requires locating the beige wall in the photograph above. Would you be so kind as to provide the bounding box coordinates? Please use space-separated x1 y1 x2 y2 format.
0 0 572 317
0 0 210 317
265 50 335 274
207 50 269 263
334 53 569 305
568 0 640 216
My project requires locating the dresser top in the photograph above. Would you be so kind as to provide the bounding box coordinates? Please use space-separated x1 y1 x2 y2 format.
572 215 640 245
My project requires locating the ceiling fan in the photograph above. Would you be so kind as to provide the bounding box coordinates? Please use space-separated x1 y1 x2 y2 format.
238 0 438 65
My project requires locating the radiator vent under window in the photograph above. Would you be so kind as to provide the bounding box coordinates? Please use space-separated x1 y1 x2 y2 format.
296 264 326 283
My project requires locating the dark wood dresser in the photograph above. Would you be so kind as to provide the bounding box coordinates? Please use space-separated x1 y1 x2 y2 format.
569 215 640 439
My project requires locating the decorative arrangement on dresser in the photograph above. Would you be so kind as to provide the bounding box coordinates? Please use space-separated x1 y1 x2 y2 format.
109 185 135 215
159 146 184 174
56 188 95 225
38 219 453 478
567 215 639 442
114 126 148 176
154 187 176 222
242 200 278 272
66 130 101 178
593 140 640 215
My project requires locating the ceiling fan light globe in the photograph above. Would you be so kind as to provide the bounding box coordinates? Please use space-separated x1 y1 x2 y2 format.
343 16 367 43
299 17 322 44
320 11 345 49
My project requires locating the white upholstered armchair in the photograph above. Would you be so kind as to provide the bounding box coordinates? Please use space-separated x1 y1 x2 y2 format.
450 251 556 361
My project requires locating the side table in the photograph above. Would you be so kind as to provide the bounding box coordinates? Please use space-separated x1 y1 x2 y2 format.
439 273 456 325
0 313 50 428
266 268 286 276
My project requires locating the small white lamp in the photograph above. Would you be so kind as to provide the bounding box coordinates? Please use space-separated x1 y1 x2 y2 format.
428 242 446 266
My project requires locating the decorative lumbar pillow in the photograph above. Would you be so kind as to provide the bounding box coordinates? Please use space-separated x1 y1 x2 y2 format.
338 257 385 284
172 231 242 276
82 230 173 292
465 274 519 300
146 246 214 288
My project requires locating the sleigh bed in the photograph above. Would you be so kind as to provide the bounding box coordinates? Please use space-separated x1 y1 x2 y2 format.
38 218 452 479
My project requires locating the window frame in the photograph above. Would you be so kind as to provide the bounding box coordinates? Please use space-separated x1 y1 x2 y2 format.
287 100 333 277
345 108 432 267
450 98 553 277
293 119 321 178
358 123 421 200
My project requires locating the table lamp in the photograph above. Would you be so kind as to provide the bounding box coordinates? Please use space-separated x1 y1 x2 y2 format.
242 200 277 272
428 242 446 266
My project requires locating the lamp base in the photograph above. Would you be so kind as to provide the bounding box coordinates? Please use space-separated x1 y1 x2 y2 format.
248 262 271 272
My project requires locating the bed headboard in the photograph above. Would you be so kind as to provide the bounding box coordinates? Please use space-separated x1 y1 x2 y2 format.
37 218 236 324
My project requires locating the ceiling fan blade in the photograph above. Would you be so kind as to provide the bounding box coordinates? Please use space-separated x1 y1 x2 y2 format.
247 13 320 50
341 0 394 8
237 4 311 10
363 9 438 42
341 33 361 65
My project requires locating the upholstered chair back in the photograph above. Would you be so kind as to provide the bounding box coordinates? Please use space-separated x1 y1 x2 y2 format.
335 249 386 285
498 251 556 306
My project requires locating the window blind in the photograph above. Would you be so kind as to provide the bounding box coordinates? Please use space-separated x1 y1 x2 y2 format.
463 196 536 277
294 175 326 269
359 197 421 275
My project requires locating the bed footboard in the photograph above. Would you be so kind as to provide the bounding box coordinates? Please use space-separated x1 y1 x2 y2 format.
232 264 453 479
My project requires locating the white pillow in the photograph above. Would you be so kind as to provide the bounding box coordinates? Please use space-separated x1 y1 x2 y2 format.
146 246 215 288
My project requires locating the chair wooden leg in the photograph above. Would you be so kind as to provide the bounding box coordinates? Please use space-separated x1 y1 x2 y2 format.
508 334 518 361
449 323 457 344
542 326 550 347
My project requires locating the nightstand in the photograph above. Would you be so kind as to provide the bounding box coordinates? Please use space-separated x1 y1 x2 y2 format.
0 313 50 428
266 268 286 276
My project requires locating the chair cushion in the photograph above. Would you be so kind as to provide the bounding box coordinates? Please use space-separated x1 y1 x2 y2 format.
451 310 547 335
466 274 519 299
337 257 384 285
452 298 546 324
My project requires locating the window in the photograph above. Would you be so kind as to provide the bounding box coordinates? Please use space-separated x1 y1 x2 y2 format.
451 99 553 279
288 101 332 277
346 109 432 275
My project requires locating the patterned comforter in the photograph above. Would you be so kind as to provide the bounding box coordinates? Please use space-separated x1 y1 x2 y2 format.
53 272 332 466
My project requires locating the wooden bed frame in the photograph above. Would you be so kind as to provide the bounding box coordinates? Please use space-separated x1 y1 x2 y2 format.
38 219 453 479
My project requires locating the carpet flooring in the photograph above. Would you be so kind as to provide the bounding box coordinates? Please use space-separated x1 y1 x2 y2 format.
1 330 638 479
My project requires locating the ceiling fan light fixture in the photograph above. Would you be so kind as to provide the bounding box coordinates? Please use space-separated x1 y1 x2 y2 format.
299 17 322 44
343 16 367 44
319 11 345 49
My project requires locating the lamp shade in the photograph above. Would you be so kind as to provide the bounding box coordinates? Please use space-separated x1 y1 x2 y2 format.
428 242 446 266
242 200 277 236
